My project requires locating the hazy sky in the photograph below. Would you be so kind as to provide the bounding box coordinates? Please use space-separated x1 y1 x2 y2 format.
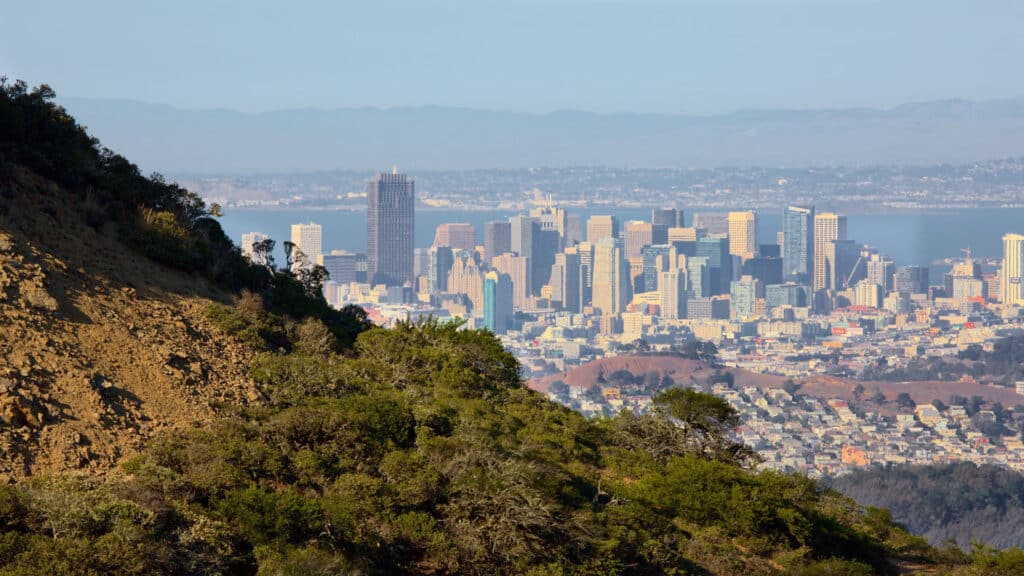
3 0 1022 115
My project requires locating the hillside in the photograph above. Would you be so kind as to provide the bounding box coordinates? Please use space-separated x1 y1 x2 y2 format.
0 165 260 479
534 355 1024 408
5 79 1024 574
828 463 1024 551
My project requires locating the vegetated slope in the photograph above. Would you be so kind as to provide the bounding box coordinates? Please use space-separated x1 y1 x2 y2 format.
828 463 1024 551
0 314 939 575
0 166 261 479
4 79 1024 575
0 79 368 481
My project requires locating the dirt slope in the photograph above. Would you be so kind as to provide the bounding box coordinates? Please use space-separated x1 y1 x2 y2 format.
0 168 260 481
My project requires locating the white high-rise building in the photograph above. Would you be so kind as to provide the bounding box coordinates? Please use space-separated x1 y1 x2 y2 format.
241 232 269 262
813 213 847 292
1001 233 1024 306
290 222 322 269
853 280 883 309
659 268 688 319
592 237 630 315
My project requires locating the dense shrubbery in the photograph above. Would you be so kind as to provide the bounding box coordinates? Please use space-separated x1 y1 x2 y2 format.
829 462 1024 552
0 315 969 574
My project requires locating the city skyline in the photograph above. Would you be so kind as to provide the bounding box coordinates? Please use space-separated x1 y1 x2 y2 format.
253 191 1024 332
7 0 1024 566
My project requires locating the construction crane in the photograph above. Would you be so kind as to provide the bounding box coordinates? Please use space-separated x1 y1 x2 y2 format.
842 254 865 290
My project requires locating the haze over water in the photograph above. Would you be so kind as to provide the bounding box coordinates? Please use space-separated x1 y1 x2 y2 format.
219 206 1024 280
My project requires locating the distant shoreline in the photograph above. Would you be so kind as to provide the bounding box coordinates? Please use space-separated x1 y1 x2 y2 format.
218 203 1023 216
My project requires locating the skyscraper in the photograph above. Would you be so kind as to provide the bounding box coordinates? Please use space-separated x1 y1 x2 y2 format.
446 250 484 314
697 236 732 296
483 271 514 335
565 213 583 246
667 227 700 243
652 208 684 228
577 241 594 309
624 220 653 260
367 169 415 286
592 237 630 315
825 239 861 291
290 222 322 269
651 208 684 244
550 248 581 312
865 253 895 292
492 252 532 309
813 213 846 291
730 275 763 319
241 232 269 263
783 206 814 281
765 283 810 310
741 255 783 287
659 268 688 319
853 280 883 308
509 216 536 259
894 266 930 295
687 256 711 299
1001 233 1024 306
427 246 454 294
529 205 569 248
318 250 358 285
727 211 758 260
692 213 729 235
532 228 560 294
641 244 674 293
586 215 619 244
433 223 476 251
483 221 512 262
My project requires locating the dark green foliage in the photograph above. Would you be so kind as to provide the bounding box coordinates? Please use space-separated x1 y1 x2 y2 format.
0 320 940 574
860 334 1024 385
828 463 1024 551
616 387 760 467
790 558 875 576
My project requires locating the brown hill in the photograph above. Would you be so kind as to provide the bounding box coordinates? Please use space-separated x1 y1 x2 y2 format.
0 167 260 480
532 355 788 393
534 354 1024 408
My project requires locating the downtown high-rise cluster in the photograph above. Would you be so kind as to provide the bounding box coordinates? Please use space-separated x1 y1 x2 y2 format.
242 172 1024 346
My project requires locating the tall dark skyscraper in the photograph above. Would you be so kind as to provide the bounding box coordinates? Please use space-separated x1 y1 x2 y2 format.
651 208 684 244
783 205 814 281
367 168 415 286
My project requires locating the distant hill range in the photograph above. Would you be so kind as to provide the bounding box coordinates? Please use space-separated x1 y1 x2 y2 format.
60 97 1024 173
